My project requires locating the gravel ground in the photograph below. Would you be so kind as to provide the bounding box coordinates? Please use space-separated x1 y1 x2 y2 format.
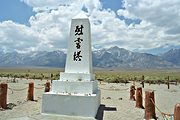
0 78 179 120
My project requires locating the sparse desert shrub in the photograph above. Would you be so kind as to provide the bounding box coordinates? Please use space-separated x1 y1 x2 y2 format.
97 78 103 81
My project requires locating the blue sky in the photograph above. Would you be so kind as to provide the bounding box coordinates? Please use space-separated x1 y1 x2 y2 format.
0 0 35 25
101 0 124 11
0 0 180 54
0 0 124 25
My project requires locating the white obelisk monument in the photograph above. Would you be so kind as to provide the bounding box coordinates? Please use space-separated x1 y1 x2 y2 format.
42 13 101 118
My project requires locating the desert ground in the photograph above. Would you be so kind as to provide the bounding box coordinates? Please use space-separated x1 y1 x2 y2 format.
0 78 180 120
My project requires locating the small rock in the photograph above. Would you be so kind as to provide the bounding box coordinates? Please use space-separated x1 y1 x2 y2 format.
17 101 22 105
118 98 123 100
106 97 111 99
7 103 17 110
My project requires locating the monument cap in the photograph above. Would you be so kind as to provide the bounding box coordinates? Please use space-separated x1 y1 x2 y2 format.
72 12 88 19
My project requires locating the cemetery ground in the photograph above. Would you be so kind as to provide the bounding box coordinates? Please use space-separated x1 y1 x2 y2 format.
0 67 180 120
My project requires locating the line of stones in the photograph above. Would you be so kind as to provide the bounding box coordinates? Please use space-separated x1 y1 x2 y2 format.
130 85 180 120
0 82 180 119
0 82 50 108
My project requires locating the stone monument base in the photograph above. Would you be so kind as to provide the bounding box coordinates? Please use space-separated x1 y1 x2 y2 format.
60 72 95 81
42 90 100 118
52 80 98 94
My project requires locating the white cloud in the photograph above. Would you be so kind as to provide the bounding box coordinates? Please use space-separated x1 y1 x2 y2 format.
0 0 179 53
83 0 102 13
117 9 137 19
0 21 39 53
20 0 77 12
115 0 180 52
123 0 180 35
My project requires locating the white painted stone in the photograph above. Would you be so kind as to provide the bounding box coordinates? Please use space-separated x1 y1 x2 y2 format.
52 80 98 94
42 13 100 118
60 12 93 81
60 72 95 81
42 90 101 117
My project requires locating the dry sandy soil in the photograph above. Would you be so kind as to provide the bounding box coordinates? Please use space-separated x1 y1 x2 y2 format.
0 78 179 120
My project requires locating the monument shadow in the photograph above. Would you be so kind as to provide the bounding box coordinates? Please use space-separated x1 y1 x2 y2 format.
95 104 117 120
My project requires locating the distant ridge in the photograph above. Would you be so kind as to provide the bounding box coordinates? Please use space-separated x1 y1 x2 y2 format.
160 48 180 66
0 46 179 69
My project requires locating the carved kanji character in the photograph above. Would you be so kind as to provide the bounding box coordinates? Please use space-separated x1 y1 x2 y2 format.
75 25 84 36
73 51 82 61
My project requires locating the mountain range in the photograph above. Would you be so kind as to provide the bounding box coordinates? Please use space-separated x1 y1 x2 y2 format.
0 46 179 69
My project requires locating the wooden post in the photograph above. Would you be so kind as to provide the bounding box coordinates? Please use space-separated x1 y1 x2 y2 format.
133 80 135 86
144 90 156 120
175 79 178 86
149 82 151 86
142 75 145 88
50 73 53 83
45 81 50 92
27 82 34 101
136 87 144 109
130 85 136 101
167 76 170 89
0 83 7 109
174 103 180 120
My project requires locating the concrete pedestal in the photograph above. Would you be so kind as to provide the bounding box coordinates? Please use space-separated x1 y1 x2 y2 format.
52 80 98 94
42 90 100 117
41 13 101 118
60 73 95 81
